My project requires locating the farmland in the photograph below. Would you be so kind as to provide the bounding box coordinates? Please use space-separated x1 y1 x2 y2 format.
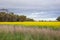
0 22 60 40
0 22 60 26
0 22 60 30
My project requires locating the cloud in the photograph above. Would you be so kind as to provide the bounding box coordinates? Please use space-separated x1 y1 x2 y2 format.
0 0 60 10
26 11 60 20
8 9 60 20
0 0 60 20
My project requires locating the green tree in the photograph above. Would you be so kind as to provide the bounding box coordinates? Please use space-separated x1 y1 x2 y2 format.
18 15 26 22
0 12 35 22
56 16 60 21
26 18 34 21
0 12 6 21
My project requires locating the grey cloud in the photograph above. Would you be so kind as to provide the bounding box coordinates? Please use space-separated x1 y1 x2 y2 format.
0 0 60 10
0 0 60 20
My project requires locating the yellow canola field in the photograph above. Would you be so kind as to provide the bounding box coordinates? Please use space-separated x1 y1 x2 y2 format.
0 22 60 27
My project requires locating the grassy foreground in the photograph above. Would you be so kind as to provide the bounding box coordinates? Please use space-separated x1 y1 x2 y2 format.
0 25 60 40
0 31 60 40
0 22 60 40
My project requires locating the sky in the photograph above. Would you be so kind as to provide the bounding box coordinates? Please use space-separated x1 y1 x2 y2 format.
0 0 60 21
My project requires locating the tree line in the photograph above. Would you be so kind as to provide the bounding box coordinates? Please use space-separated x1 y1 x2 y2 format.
0 12 34 22
0 12 60 22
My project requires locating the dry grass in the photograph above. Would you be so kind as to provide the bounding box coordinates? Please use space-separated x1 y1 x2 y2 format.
0 25 60 35
0 25 60 40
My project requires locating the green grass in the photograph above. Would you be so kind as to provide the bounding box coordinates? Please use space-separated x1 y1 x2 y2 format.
0 31 60 40
0 25 60 40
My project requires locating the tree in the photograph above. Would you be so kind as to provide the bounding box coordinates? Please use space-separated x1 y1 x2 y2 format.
26 18 34 21
0 12 6 21
56 16 60 21
9 13 17 22
0 12 35 22
18 15 26 22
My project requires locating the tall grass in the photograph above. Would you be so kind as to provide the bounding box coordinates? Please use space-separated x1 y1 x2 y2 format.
0 25 60 40
0 31 60 40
